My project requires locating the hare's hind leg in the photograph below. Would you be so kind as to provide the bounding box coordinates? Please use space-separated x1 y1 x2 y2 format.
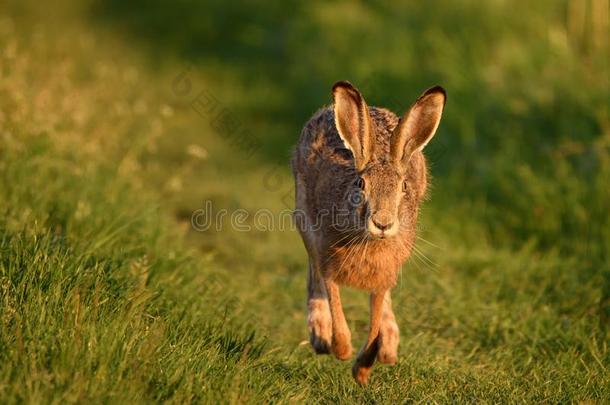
352 290 386 384
307 260 332 354
377 291 399 364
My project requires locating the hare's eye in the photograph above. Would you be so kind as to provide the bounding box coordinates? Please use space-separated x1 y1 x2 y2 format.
402 180 408 193
355 177 365 189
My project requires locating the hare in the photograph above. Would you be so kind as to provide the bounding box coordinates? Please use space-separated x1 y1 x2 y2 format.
291 81 446 384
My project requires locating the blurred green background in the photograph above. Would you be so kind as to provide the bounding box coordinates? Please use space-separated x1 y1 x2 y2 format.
95 0 610 256
0 0 609 402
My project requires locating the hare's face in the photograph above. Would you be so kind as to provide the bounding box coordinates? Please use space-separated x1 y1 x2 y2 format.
332 81 446 239
357 162 402 239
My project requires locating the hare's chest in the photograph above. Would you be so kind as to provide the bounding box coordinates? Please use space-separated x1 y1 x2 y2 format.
324 244 405 290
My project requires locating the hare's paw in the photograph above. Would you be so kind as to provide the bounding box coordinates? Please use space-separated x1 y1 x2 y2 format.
352 362 373 385
377 318 399 364
352 337 380 384
310 329 331 354
308 298 332 354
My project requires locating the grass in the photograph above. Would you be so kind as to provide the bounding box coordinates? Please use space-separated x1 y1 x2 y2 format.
0 0 609 402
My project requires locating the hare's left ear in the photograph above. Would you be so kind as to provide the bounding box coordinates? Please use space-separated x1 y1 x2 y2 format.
390 86 446 166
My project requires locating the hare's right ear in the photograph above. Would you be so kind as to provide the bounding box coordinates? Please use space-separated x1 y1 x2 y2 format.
332 81 374 171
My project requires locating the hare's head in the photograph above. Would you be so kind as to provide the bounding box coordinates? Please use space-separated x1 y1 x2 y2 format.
332 81 446 239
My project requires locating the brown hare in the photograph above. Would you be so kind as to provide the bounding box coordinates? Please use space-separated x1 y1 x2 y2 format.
291 81 446 384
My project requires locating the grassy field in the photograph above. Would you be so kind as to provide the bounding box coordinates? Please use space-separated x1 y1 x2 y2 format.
1 0 609 402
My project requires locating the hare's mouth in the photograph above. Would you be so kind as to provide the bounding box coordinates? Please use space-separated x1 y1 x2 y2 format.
367 230 397 240
367 217 399 239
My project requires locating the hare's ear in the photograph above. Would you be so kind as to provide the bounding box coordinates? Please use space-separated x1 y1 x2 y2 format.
390 86 446 166
332 81 374 171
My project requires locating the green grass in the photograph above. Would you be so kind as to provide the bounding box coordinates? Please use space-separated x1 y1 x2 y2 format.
1 0 609 402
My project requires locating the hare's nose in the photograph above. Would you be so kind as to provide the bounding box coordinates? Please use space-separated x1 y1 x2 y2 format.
372 218 393 231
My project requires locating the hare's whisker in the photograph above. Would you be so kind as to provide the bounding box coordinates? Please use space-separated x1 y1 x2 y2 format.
410 248 439 274
337 233 366 275
416 235 442 249
326 232 362 266
412 245 437 268
358 235 369 271
330 231 359 248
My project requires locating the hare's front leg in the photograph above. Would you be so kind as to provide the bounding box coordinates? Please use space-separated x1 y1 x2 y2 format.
324 279 353 360
352 290 386 384
377 291 399 364
307 261 332 354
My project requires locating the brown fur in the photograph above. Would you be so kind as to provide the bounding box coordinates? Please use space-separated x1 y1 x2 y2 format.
291 81 446 384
